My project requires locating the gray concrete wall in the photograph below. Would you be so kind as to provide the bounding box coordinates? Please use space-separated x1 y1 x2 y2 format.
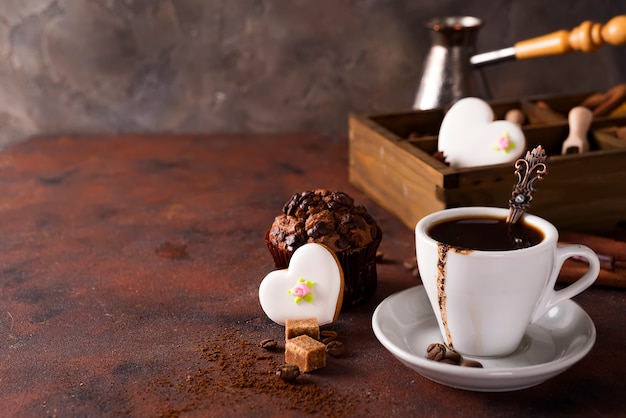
1 0 625 147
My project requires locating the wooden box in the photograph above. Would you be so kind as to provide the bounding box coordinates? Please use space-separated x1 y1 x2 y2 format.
349 95 626 235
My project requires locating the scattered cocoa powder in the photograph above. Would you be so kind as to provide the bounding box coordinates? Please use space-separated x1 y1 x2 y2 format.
145 330 363 417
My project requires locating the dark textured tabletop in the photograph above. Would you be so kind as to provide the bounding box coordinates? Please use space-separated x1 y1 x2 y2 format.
0 134 624 417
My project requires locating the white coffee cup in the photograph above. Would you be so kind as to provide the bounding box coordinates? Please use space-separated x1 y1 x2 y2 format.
415 206 599 357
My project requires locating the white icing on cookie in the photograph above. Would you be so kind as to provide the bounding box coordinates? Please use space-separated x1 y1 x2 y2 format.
259 243 344 326
438 97 526 168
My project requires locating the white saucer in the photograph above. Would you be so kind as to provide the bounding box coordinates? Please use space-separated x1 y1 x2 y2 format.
372 285 596 392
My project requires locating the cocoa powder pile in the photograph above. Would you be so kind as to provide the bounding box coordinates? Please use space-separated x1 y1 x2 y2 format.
146 330 365 417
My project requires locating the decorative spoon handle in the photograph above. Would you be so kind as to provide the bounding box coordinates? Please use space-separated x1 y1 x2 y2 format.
506 146 549 224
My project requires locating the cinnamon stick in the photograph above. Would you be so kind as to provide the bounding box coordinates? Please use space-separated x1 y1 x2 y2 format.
559 230 626 260
559 259 626 289
558 230 626 288
571 253 615 271
520 100 567 125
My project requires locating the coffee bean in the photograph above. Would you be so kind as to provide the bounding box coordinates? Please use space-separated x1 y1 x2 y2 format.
320 330 338 339
326 340 345 357
426 342 484 368
460 360 483 368
426 343 446 361
444 350 462 364
321 337 335 345
276 364 300 381
259 338 278 350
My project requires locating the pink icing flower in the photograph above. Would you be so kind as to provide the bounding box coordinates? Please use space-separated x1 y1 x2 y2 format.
292 282 311 298
493 131 515 153
288 278 315 304
497 135 510 150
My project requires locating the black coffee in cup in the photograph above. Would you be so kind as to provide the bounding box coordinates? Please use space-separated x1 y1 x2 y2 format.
427 215 544 251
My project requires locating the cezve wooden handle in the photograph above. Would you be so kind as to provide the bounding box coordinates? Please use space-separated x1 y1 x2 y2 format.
515 15 626 59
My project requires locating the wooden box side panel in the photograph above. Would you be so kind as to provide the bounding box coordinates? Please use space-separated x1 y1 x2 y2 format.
348 115 446 229
438 165 513 210
535 150 626 234
370 108 444 138
445 151 626 234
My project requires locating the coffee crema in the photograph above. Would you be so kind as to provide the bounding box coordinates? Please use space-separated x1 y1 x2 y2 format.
427 216 544 251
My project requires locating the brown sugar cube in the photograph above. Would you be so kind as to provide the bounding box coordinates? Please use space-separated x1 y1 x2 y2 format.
285 318 320 340
285 335 326 372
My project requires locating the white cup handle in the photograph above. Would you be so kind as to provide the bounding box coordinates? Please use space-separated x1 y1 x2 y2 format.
530 244 599 323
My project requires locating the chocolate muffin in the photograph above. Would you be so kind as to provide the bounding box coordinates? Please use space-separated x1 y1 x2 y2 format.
266 189 382 308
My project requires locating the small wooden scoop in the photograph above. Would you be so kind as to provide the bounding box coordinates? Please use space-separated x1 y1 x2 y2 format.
561 106 593 154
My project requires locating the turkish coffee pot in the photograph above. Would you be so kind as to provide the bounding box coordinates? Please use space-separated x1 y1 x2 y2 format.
413 15 626 110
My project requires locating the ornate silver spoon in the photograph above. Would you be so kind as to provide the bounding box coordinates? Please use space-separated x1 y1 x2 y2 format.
506 145 549 224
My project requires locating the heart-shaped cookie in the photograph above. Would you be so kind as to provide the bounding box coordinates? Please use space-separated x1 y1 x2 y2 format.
259 243 344 326
438 97 526 168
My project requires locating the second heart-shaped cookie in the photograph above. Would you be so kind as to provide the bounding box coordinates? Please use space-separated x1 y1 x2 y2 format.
438 97 526 168
259 243 344 326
